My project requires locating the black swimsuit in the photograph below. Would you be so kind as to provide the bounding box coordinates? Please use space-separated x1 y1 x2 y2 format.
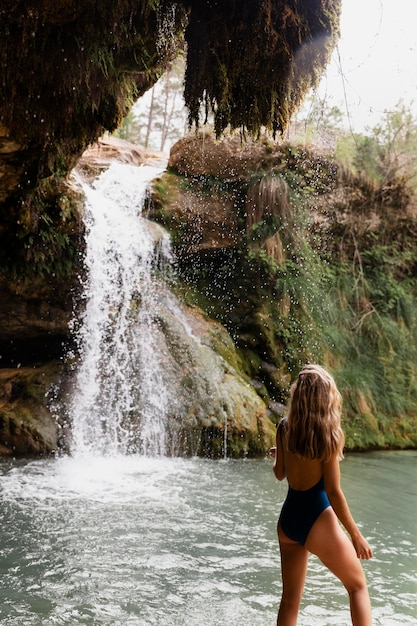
279 476 331 545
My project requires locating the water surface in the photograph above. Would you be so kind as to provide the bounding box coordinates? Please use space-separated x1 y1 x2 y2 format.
0 451 415 625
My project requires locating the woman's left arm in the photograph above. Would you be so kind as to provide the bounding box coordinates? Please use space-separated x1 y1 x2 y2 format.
324 455 373 559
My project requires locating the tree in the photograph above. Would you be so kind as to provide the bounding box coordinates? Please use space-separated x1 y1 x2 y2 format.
368 102 417 185
285 93 345 152
114 56 187 152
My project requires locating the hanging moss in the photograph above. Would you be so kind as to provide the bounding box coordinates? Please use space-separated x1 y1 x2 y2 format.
183 0 342 136
0 0 188 272
1 1 341 204
0 1 186 207
0 1 341 286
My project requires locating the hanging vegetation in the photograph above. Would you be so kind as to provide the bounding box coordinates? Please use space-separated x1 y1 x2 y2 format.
0 0 341 283
182 0 342 136
0 0 187 274
0 1 341 210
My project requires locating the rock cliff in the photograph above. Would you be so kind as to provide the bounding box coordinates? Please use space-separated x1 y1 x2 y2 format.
151 132 417 451
0 137 278 457
1 131 417 456
5 2 414 454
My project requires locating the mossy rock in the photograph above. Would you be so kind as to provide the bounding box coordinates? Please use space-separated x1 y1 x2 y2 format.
0 364 62 456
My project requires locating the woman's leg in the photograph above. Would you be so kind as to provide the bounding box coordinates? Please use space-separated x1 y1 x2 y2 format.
277 522 309 626
305 508 372 626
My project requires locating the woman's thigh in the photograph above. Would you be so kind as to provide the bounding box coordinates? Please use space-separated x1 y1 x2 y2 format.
278 523 310 601
305 508 366 590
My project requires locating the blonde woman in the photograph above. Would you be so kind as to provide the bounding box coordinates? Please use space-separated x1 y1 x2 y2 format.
270 364 372 626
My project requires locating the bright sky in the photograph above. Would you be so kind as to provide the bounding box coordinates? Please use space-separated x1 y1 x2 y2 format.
317 0 417 130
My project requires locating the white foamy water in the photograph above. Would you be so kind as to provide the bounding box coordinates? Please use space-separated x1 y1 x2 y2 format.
68 162 175 457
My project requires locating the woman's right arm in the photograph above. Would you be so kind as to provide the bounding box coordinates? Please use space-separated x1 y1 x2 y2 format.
273 420 286 481
323 454 373 559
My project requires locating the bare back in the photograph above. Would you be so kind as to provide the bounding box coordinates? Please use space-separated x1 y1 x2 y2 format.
275 421 323 490
283 449 323 491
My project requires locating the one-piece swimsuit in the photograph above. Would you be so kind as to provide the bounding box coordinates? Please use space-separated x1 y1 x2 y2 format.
279 476 331 545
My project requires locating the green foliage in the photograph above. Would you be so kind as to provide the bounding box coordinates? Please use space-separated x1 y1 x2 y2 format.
159 131 417 449
351 135 383 183
178 174 235 197
336 102 417 191
163 164 332 400
321 225 417 449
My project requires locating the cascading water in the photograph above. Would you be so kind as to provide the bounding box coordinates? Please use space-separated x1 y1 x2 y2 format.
67 161 174 457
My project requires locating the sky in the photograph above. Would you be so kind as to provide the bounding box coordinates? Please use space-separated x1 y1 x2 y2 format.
316 0 417 131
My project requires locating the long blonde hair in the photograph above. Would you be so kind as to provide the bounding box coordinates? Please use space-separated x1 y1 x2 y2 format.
286 364 345 461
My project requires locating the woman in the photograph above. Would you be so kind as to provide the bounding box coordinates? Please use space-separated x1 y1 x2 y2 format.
270 364 372 626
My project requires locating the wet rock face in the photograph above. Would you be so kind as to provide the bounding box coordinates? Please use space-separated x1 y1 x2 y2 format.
0 124 25 205
143 298 275 457
0 275 75 455
150 173 241 256
0 284 73 367
0 366 61 456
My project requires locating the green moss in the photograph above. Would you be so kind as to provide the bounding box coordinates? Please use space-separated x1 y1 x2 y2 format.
0 0 187 241
1 179 84 283
195 421 272 459
152 173 180 206
205 320 248 379
155 137 417 451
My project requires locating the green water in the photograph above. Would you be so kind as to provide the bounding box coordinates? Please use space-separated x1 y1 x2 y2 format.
0 451 415 625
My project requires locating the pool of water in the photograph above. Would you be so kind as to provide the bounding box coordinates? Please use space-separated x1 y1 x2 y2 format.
0 451 415 625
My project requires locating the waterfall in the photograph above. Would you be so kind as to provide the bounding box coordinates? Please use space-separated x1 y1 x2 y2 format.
67 161 174 457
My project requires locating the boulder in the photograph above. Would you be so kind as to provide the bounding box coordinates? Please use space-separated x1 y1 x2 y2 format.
151 300 275 457
168 133 276 180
